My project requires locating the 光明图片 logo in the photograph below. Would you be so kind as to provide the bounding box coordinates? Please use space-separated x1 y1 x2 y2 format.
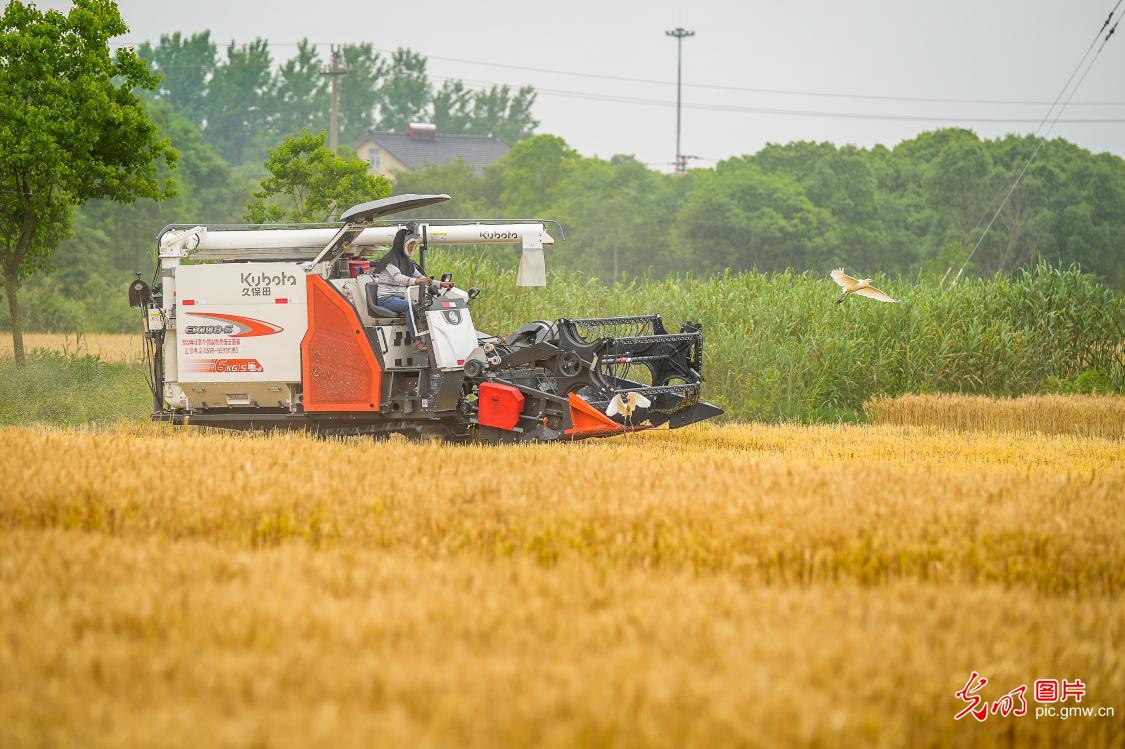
954 672 1115 721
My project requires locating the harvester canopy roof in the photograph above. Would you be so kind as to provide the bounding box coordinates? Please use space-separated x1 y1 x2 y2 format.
340 194 451 223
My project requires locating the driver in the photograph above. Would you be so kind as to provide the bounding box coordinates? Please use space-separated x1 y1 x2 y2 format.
370 228 451 352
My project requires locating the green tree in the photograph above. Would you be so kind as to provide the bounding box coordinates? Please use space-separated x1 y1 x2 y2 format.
491 135 579 217
432 80 475 135
433 82 538 145
554 155 674 281
60 100 250 279
477 85 538 145
676 157 837 274
391 158 500 218
0 0 177 363
244 131 391 223
339 43 386 144
270 39 328 140
376 48 431 131
922 133 993 236
4 99 252 336
205 38 273 164
138 31 216 130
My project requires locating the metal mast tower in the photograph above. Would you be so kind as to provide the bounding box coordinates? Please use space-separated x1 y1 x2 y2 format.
665 26 695 173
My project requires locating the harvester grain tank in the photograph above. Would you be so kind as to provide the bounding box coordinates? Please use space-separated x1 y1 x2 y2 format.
128 194 722 442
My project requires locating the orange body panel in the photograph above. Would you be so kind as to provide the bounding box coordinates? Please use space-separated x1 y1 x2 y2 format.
300 275 381 412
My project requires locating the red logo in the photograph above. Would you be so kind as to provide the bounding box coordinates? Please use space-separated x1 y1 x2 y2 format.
955 673 1102 721
1034 679 1085 704
186 312 283 337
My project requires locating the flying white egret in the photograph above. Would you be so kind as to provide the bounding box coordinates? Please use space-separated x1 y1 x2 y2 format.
830 268 898 304
606 391 651 427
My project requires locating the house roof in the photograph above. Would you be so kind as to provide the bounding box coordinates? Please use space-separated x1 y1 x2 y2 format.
359 130 510 174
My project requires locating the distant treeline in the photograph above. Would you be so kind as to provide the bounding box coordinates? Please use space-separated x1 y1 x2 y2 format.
394 131 1125 288
139 32 538 165
3 95 1123 334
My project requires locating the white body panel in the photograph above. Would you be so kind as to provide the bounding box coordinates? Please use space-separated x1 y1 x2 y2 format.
424 294 479 370
174 263 307 383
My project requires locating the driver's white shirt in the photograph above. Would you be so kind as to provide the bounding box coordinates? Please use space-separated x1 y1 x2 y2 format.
374 261 424 298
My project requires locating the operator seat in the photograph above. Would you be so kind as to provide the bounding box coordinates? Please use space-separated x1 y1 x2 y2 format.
364 280 404 321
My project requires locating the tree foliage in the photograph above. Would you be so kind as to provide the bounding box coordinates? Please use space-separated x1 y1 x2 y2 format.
271 39 329 142
204 38 274 164
395 130 1125 288
338 43 386 144
376 48 431 132
139 34 540 165
433 81 538 144
244 131 391 223
0 0 177 362
138 31 216 130
2 99 250 336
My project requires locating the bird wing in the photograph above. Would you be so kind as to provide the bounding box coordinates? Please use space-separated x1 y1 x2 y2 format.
830 268 858 288
630 392 652 409
606 394 624 417
852 285 898 303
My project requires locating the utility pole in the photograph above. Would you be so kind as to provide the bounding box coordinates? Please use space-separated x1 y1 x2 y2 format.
322 45 350 153
665 26 694 173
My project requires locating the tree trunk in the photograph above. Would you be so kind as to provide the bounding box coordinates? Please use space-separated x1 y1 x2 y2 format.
4 272 23 366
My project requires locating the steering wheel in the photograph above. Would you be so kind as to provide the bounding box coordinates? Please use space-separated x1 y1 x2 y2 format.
438 273 454 297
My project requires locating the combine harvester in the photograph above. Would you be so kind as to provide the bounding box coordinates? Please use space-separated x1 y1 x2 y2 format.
127 194 721 442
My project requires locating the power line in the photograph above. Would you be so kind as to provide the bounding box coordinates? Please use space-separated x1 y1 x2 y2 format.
110 40 1125 107
956 1 1121 249
951 0 1122 285
429 74 1125 123
135 57 1125 123
388 48 1125 108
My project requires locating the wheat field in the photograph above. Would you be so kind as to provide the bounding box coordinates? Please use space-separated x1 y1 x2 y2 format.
867 393 1125 439
0 332 145 363
1 419 1122 748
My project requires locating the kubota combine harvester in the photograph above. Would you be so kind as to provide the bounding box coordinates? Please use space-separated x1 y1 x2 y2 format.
127 194 722 442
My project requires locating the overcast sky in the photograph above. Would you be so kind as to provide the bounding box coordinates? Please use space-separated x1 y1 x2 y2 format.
37 0 1125 167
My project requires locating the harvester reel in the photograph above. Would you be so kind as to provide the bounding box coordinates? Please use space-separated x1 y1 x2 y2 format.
506 320 557 349
558 351 582 377
490 341 609 398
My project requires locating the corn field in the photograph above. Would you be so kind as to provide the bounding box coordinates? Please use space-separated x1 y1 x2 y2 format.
1 412 1123 748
